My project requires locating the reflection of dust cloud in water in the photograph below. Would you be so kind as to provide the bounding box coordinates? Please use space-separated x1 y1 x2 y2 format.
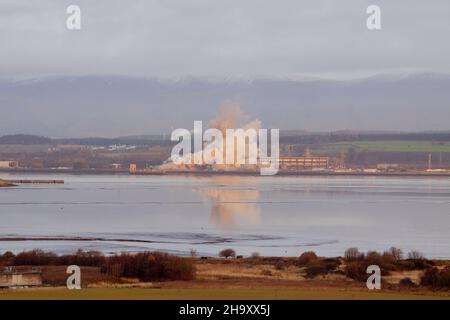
196 177 260 230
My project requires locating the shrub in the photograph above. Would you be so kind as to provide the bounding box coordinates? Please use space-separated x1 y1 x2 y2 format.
5 249 195 282
9 249 106 267
219 249 236 259
344 251 394 281
438 267 450 288
304 258 341 278
366 251 396 271
395 260 417 270
298 251 318 266
420 267 450 288
103 252 195 281
420 268 440 287
344 247 362 261
13 249 58 265
406 251 433 270
251 252 260 259
387 247 403 261
399 277 416 287
0 251 15 265
2 251 15 260
408 251 424 260
59 249 106 266
381 252 396 264
274 261 285 270
344 261 368 281
365 251 384 266
410 259 433 270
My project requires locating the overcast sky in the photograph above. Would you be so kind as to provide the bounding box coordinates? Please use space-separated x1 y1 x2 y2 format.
1 0 450 79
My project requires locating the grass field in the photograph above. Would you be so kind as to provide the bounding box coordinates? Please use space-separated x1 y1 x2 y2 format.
315 140 450 154
0 144 50 154
1 288 449 300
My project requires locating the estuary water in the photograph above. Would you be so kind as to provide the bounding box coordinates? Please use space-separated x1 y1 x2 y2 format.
0 173 449 258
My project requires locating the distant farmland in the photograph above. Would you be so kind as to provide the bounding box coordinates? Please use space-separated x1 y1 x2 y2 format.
315 140 450 154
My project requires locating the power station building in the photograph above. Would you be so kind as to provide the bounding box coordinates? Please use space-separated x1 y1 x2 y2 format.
279 148 329 170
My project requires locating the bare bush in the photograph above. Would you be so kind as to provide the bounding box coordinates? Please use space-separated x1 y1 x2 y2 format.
344 247 362 261
407 251 433 270
408 251 424 260
420 267 450 288
387 247 403 261
304 258 341 278
219 249 236 259
104 252 195 281
2 249 195 282
398 277 416 287
12 249 58 265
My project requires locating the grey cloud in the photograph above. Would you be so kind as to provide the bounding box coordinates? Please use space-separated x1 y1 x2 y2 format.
1 0 450 78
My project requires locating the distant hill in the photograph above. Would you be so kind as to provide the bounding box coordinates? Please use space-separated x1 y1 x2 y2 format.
1 73 450 137
1 131 449 147
0 134 51 145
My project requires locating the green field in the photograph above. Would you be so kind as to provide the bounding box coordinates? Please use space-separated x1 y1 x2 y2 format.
1 288 449 300
0 144 50 154
315 140 450 154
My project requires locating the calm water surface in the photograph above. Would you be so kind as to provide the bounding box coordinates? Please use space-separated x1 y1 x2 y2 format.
0 173 449 258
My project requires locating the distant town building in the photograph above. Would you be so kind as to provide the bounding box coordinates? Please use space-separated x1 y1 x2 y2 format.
0 161 19 168
110 163 122 170
377 163 400 171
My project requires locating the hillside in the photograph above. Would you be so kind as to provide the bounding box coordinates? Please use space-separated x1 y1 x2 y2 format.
1 73 450 137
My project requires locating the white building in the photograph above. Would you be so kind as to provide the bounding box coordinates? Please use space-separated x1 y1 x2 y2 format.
0 161 19 168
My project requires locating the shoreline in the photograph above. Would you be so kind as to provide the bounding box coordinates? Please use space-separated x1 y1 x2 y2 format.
1 167 450 178
1 236 449 260
0 178 63 187
0 179 15 187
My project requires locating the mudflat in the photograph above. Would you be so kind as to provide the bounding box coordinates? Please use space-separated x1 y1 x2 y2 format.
0 179 15 187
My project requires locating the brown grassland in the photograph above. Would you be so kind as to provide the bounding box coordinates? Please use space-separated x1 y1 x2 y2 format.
1 256 450 300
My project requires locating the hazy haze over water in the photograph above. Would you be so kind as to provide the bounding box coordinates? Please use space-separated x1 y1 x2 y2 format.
0 174 449 258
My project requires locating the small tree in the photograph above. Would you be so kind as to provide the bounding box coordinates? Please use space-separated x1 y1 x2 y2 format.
219 249 236 259
388 247 403 261
344 247 361 261
189 248 197 258
408 250 424 260
298 251 318 266
251 252 260 259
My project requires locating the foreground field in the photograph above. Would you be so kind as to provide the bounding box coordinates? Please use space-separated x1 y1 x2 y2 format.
1 287 449 300
1 259 449 300
2 251 449 300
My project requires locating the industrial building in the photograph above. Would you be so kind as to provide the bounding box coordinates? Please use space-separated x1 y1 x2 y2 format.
279 149 329 170
0 268 42 288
